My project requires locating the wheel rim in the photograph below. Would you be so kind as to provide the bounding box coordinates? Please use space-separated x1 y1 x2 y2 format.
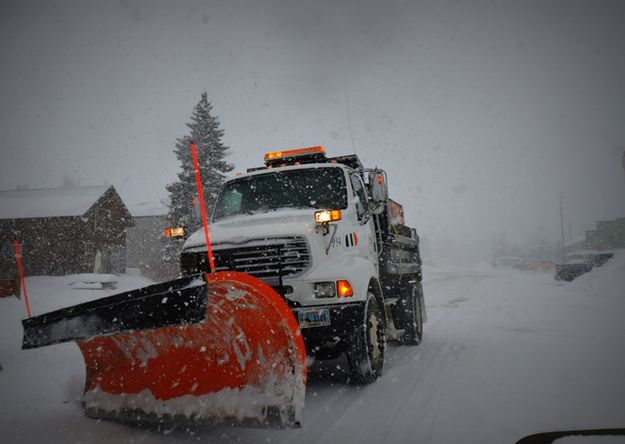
369 310 381 363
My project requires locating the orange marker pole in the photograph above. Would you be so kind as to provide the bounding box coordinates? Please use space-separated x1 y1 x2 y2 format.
13 240 31 317
190 142 216 273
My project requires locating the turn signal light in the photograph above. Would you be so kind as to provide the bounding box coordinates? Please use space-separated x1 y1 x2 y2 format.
164 227 186 238
337 280 353 297
315 209 342 224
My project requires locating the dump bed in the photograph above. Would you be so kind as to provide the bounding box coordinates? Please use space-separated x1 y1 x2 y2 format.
378 199 422 280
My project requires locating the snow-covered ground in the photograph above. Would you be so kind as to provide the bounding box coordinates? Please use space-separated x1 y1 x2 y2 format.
1 257 624 443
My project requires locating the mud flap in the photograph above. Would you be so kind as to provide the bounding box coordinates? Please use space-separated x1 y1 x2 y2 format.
22 271 307 427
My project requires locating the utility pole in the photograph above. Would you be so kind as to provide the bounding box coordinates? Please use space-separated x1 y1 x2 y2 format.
559 190 566 263
622 150 625 201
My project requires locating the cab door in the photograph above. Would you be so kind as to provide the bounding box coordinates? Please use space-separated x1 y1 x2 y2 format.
349 173 377 264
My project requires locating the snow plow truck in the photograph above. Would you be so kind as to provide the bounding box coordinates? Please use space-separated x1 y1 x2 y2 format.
21 145 424 427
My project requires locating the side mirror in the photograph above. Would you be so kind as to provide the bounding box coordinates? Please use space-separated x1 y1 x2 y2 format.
369 169 388 206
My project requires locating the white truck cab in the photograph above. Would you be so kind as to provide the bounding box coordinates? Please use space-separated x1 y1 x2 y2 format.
181 146 424 384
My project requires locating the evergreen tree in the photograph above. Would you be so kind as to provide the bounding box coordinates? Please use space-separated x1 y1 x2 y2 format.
165 93 234 234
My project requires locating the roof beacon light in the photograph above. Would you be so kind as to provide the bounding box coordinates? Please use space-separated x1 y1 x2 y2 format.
315 209 342 224
264 146 326 164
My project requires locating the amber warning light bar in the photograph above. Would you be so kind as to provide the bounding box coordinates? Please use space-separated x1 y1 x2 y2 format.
264 146 326 166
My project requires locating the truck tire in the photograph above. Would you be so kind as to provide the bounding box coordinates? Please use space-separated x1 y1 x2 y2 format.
398 282 423 346
346 293 386 385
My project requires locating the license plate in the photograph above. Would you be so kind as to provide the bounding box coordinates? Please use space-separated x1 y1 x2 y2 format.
297 308 330 329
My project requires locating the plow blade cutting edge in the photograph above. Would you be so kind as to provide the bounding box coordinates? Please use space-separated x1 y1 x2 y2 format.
22 271 307 427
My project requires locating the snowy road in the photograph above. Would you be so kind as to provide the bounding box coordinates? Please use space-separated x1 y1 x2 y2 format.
2 258 624 443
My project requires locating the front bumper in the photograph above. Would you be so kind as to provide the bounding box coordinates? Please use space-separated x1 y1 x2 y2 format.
292 302 364 357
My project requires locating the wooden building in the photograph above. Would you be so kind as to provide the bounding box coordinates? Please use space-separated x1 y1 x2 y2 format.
125 201 168 270
0 185 133 276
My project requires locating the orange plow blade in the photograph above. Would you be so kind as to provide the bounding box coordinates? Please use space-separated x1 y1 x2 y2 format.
23 271 307 427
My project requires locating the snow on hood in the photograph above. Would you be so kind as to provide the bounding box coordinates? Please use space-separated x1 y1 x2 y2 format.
183 208 318 250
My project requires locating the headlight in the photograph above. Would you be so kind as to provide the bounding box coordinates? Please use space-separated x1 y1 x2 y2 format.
313 280 353 298
314 209 342 224
314 282 336 298
164 227 186 238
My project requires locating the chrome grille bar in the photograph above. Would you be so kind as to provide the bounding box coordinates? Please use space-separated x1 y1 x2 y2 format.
181 236 311 279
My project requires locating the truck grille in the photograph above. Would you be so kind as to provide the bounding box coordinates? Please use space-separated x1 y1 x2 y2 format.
181 236 311 279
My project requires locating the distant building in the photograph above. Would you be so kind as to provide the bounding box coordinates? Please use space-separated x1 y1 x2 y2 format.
125 201 168 270
585 217 625 250
0 185 133 276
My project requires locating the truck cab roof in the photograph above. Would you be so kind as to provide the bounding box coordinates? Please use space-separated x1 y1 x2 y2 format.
241 161 351 180
246 146 364 174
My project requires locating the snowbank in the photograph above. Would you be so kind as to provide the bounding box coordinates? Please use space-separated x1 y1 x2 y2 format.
0 273 155 441
1 256 624 443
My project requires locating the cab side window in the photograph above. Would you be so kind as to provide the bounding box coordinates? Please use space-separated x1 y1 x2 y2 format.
350 173 368 221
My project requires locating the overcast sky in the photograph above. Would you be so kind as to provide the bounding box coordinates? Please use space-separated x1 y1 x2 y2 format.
1 0 624 262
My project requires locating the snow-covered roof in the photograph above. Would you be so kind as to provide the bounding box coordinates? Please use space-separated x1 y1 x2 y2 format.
0 185 112 219
128 201 168 218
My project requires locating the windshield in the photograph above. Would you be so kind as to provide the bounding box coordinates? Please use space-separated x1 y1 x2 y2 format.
213 167 347 221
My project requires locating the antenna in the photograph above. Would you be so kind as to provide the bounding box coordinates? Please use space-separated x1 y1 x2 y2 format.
345 96 356 153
